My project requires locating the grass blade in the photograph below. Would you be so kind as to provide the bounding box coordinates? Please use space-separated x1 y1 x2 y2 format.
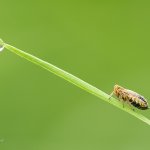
1 41 150 126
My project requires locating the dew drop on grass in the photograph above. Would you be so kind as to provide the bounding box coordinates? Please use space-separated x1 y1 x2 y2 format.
0 45 4 52
0 39 4 52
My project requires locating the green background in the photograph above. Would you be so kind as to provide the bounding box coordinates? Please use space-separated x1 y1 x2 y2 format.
0 0 150 150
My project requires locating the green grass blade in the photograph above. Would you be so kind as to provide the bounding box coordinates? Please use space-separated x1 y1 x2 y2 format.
2 41 150 126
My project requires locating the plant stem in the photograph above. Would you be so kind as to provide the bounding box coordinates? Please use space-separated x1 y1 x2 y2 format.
2 42 150 126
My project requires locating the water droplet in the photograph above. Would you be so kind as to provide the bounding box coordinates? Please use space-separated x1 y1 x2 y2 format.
0 45 4 52
0 39 4 52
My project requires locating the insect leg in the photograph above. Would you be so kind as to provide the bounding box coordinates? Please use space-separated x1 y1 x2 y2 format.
122 101 125 108
108 92 114 99
120 99 125 108
126 101 135 111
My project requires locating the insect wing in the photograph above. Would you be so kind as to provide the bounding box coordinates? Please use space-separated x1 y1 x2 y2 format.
125 90 140 97
126 90 147 102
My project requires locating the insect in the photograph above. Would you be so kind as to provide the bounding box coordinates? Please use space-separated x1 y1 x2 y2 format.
109 85 149 110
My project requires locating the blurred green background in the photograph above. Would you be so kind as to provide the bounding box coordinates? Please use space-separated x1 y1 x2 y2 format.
0 0 150 150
